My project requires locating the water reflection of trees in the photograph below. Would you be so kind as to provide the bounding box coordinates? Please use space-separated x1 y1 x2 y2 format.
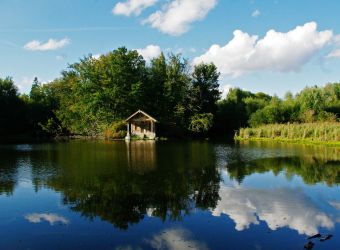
2 140 339 230
40 141 221 230
0 149 21 195
227 156 340 186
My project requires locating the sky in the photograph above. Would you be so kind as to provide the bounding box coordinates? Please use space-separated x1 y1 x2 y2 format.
1 0 340 97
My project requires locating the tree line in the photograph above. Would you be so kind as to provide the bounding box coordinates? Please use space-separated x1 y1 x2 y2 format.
0 46 339 138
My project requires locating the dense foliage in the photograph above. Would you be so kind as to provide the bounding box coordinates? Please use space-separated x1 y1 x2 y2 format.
0 46 339 139
216 83 340 135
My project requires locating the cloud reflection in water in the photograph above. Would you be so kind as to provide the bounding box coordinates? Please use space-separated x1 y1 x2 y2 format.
25 213 69 225
212 186 334 236
147 228 208 250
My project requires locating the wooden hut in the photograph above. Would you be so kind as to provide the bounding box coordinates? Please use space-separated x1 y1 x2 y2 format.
125 110 158 140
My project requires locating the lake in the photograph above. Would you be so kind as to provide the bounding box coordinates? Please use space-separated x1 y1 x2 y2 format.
0 140 339 250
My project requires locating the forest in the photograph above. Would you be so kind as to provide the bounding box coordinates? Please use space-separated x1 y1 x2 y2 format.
0 47 339 139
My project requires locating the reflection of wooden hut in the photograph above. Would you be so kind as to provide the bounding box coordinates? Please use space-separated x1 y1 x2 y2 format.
125 110 158 140
126 141 156 172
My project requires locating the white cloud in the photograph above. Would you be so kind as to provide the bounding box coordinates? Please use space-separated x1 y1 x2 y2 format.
25 213 69 225
148 228 208 250
143 0 217 36
329 201 340 210
21 76 35 85
326 49 340 58
113 0 157 16
137 44 162 61
252 9 261 18
193 22 333 77
334 34 340 45
24 38 70 51
221 84 233 98
16 76 35 93
212 186 334 236
92 54 102 60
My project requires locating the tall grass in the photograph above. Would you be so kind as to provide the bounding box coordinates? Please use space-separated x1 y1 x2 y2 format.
235 122 340 144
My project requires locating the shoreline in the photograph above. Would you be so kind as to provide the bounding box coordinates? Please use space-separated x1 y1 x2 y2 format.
234 136 340 147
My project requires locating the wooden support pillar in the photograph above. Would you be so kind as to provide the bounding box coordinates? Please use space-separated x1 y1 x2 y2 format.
125 122 131 140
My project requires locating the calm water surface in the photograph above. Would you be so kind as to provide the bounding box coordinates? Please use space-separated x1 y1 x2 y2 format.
0 141 339 250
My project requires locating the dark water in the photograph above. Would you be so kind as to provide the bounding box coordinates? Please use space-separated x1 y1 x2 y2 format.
0 140 339 250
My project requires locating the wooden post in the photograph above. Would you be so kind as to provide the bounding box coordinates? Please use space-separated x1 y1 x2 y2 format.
125 122 131 140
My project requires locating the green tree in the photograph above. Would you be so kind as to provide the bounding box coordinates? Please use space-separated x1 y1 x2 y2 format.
0 77 26 134
189 63 220 115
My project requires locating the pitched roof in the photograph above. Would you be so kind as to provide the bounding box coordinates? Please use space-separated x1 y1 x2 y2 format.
125 110 158 122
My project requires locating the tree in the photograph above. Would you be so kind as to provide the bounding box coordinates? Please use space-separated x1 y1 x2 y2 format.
163 54 190 124
189 63 220 115
54 47 148 135
0 77 26 134
145 53 167 118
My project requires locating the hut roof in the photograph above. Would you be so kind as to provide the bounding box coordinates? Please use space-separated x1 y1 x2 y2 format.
125 110 158 122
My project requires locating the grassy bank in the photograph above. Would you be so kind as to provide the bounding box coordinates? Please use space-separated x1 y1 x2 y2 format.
235 122 340 146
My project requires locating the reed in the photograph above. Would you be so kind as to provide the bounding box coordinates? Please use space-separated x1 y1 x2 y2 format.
235 122 340 145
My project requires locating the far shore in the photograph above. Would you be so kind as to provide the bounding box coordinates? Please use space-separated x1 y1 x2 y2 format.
235 137 340 147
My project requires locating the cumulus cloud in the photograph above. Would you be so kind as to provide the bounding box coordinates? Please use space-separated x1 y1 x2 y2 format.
211 185 334 236
193 22 333 77
137 44 162 61
334 34 340 44
25 213 69 225
252 9 261 18
326 49 340 58
24 38 70 51
148 228 208 250
143 0 217 36
113 0 157 16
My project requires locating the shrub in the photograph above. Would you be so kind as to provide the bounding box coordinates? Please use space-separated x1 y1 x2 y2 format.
188 113 214 134
104 120 126 139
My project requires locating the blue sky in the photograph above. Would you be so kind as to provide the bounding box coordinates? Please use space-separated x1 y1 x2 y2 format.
1 0 340 96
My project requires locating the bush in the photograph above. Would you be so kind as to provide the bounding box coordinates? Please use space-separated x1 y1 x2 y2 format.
39 118 62 136
104 120 126 139
188 113 214 134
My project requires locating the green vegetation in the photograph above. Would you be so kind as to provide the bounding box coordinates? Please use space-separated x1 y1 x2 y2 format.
0 46 339 141
188 113 214 134
0 47 221 138
103 120 126 139
222 83 340 145
216 83 340 133
236 123 340 145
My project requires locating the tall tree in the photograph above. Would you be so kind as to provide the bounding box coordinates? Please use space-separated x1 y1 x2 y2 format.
163 54 190 125
189 63 221 115
146 53 167 118
0 77 26 134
